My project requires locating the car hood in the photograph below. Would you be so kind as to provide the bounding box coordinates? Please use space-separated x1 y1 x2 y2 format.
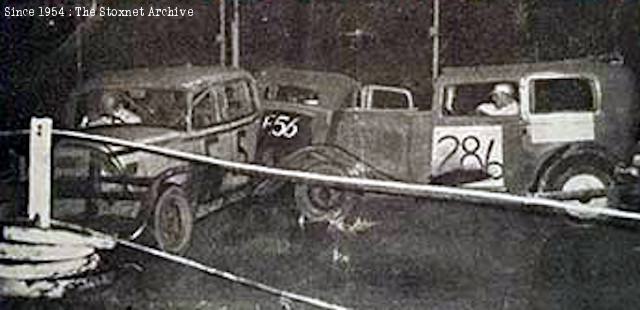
82 125 181 144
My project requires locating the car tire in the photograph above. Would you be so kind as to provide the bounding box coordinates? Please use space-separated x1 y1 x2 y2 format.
540 156 614 220
151 186 193 254
294 162 361 223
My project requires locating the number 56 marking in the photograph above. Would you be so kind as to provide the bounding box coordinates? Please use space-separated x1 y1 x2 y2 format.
262 114 299 139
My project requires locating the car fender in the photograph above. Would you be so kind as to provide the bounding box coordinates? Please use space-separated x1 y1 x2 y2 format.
252 145 394 197
531 142 615 192
278 144 394 180
138 165 192 223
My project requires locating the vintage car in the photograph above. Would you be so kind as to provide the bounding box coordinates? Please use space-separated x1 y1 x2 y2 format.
610 151 640 210
53 65 261 253
255 68 414 165
257 60 639 222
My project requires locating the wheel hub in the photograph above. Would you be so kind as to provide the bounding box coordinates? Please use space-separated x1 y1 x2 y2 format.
562 173 607 219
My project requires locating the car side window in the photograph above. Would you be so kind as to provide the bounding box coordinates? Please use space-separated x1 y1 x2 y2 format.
443 82 519 116
531 78 596 113
192 88 221 130
221 80 255 121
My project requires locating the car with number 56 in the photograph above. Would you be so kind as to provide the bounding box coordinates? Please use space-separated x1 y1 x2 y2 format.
53 65 261 253
255 68 415 166
255 60 639 223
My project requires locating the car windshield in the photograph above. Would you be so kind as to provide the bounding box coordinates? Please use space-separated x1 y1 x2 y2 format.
75 89 187 130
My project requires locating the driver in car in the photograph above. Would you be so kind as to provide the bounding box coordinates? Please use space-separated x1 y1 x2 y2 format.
81 92 141 127
476 83 519 116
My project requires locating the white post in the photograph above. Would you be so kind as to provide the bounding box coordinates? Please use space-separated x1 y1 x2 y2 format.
28 118 52 229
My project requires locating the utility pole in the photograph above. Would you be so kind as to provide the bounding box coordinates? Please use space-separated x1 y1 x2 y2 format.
231 0 240 68
219 0 226 66
75 17 83 87
431 0 440 82
75 0 97 88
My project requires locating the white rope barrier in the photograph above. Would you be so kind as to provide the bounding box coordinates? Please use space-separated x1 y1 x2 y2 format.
119 239 351 310
0 129 29 137
50 129 640 222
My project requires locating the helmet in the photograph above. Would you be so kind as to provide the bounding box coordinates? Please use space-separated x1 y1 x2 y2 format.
491 83 515 96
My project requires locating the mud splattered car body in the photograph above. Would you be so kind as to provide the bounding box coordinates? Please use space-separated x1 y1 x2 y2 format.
257 60 639 220
54 65 261 252
256 68 414 171
429 60 638 194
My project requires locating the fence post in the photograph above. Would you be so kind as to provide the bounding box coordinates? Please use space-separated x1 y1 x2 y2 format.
28 117 52 229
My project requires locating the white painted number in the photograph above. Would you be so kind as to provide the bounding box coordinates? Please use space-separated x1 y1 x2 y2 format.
432 126 505 188
262 114 299 139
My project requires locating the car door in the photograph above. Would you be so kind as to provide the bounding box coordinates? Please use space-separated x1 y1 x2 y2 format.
520 73 599 146
191 87 234 161
189 86 233 199
430 81 524 190
330 86 416 180
217 79 259 191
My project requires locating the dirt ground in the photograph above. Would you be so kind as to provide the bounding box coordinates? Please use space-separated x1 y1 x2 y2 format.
4 192 640 310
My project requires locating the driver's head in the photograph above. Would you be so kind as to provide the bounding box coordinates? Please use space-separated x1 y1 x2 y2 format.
490 83 515 107
102 93 120 113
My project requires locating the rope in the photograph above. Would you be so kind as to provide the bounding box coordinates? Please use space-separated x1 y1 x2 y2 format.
0 129 29 137
119 240 351 310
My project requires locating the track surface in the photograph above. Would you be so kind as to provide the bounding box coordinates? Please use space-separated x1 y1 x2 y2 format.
5 193 640 309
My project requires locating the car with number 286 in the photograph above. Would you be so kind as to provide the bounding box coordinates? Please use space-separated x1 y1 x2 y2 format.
255 60 639 223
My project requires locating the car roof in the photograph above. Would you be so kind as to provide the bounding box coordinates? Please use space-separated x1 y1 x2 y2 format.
79 65 253 92
257 67 360 108
438 58 627 84
258 67 359 88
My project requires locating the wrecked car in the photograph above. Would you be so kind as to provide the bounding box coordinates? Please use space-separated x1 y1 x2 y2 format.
257 60 639 222
255 67 414 165
53 65 261 253
610 150 640 210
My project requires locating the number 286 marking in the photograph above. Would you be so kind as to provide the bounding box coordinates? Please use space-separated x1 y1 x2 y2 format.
437 135 503 179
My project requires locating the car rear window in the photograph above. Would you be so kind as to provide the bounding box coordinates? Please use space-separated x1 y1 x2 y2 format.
270 85 320 105
531 78 596 113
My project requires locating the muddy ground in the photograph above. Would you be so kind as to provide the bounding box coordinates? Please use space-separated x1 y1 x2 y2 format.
4 192 640 310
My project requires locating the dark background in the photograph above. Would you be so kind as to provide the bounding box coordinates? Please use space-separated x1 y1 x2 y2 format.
1 0 639 128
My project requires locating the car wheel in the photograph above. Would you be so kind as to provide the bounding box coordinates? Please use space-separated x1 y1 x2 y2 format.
541 158 613 220
294 162 360 223
152 186 193 254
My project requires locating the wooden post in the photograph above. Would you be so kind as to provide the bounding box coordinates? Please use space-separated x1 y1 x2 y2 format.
431 0 440 82
231 0 240 68
75 19 82 88
28 118 52 228
219 0 226 66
